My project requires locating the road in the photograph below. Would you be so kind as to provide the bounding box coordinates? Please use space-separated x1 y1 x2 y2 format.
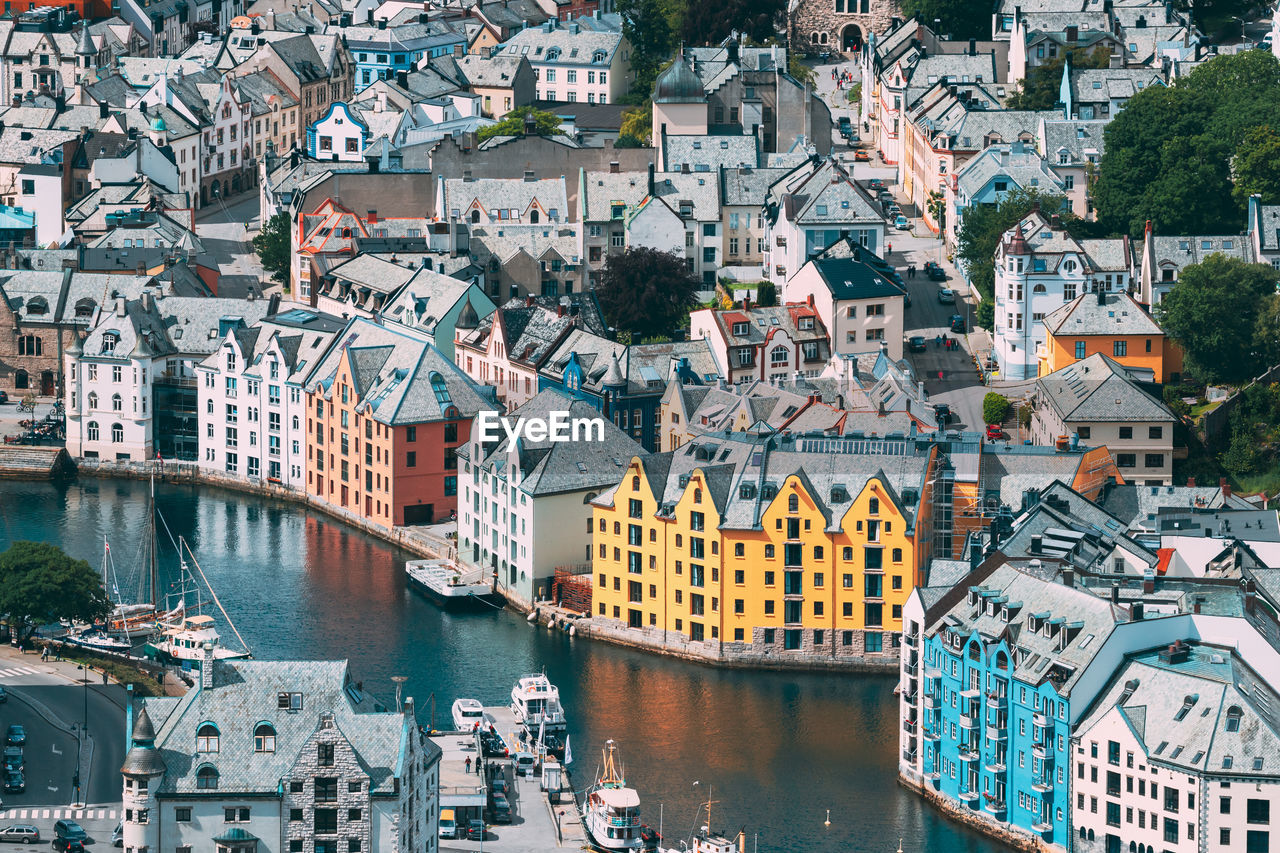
194 193 268 300
0 656 127 810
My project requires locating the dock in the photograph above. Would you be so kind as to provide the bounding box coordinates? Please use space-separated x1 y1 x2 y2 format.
431 703 588 852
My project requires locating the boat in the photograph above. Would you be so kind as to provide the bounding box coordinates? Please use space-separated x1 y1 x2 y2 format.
64 630 133 654
452 697 484 731
141 533 251 668
405 559 501 610
510 673 567 733
584 740 646 851
95 537 158 641
658 788 745 853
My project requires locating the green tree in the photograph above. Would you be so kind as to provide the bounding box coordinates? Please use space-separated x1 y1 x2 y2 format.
681 0 781 45
899 0 992 40
982 392 1011 426
620 0 680 99
251 212 292 287
1093 50 1280 236
477 106 564 142
788 52 815 89
616 104 653 147
597 247 701 339
755 280 777 307
1232 125 1280 206
1157 254 1280 385
1004 48 1110 111
1220 424 1262 476
956 188 1069 303
0 542 109 645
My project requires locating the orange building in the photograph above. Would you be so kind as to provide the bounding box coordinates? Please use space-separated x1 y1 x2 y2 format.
304 317 492 528
1037 291 1182 383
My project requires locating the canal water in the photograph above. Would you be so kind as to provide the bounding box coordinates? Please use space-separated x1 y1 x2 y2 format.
0 478 1003 853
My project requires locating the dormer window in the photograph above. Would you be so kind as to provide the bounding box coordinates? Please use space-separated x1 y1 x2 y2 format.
732 322 749 336
102 332 120 354
196 723 220 753
254 723 276 752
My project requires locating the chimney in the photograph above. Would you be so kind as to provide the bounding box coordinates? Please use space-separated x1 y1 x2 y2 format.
368 209 378 224
396 70 409 88
968 540 982 569
115 296 126 316
403 695 414 719
1110 583 1119 604
609 160 620 174
1142 570 1155 594
1186 476 1196 487
1245 579 1257 613
968 38 976 55
201 643 215 688
99 101 109 119
647 162 655 196
453 44 463 57
1131 602 1144 621
557 302 565 317
525 295 535 308
141 291 153 312
1193 597 1202 615
1062 568 1074 588
1220 477 1231 498
1051 213 1060 229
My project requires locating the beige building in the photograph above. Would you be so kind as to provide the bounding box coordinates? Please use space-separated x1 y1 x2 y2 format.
785 248 905 361
1031 353 1176 485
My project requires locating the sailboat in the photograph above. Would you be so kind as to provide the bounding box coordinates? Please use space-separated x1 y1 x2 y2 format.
65 538 148 653
143 536 251 667
584 740 647 852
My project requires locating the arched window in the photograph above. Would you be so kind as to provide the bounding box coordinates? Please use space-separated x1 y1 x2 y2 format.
995 650 1009 670
102 331 120 354
87 392 98 410
75 298 96 317
196 765 219 789
530 209 539 224
770 345 788 364
820 32 828 44
471 209 481 223
196 723 220 753
693 487 702 503
788 493 798 512
254 723 276 753
1033 284 1047 293
87 421 99 441
1225 705 1242 732
112 393 122 411
111 423 123 443
1130 842 1137 853
811 32 820 43
892 547 903 562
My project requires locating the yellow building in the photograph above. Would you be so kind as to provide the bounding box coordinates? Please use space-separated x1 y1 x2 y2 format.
589 433 939 663
1037 291 1183 383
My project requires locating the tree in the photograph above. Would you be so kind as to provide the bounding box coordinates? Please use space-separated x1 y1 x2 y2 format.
1092 50 1280 236
755 280 777 307
1232 125 1280 206
0 542 109 645
1157 254 1280 385
477 106 564 142
681 0 782 45
787 51 815 89
982 392 1011 426
1004 48 1110 111
616 104 653 147
597 247 701 339
899 0 993 41
620 0 680 99
252 212 292 288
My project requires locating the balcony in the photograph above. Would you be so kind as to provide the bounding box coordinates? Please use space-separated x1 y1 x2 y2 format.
923 693 939 710
1032 741 1052 760
985 725 1007 741
982 797 1006 816
1031 818 1054 834
1033 712 1048 728
1032 777 1053 794
923 726 940 742
958 745 980 762
903 662 918 677
924 668 941 682
986 691 1007 710
959 713 979 730
904 632 917 647
901 748 917 763
961 687 981 699
924 767 941 781
902 718 917 735
984 757 1007 774
959 788 981 803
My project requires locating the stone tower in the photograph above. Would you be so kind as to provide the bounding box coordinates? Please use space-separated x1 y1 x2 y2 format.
788 0 901 56
120 705 166 852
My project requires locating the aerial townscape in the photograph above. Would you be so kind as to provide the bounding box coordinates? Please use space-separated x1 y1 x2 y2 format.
2 0 1280 849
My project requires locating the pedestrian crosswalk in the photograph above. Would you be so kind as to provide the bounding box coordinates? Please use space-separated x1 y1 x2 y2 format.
0 808 119 820
0 665 40 679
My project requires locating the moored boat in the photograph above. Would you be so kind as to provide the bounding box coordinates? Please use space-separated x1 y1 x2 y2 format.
510 673 567 733
584 740 646 851
64 630 133 654
405 559 501 610
144 613 251 666
451 697 484 731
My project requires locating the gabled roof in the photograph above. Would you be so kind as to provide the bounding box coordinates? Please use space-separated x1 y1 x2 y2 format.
1042 290 1162 337
1036 353 1176 423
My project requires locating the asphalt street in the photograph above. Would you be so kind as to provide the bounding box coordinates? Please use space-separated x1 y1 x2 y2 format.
194 193 268 300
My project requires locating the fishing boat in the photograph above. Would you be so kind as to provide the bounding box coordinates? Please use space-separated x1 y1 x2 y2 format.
451 697 484 731
141 535 250 667
510 673 567 733
584 740 646 851
658 789 745 853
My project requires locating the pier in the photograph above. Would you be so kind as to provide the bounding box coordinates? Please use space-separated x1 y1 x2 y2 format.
431 704 588 852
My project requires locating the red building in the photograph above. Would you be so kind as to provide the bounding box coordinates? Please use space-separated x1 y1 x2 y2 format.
304 317 492 528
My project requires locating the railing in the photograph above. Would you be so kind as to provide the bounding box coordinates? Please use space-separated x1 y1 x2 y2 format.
608 816 641 828
1033 712 1048 728
1033 777 1054 794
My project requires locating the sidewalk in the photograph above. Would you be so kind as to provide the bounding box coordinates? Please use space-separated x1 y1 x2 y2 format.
0 638 188 697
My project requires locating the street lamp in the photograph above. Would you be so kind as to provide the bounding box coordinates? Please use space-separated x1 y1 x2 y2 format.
73 663 88 807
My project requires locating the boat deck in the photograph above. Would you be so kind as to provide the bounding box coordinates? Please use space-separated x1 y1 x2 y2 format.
433 703 587 852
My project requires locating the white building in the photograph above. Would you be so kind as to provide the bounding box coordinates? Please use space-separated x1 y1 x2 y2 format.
121 656 440 853
784 248 906 361
458 389 645 607
992 209 1132 380
307 102 369 162
496 19 632 105
64 292 270 461
195 308 345 487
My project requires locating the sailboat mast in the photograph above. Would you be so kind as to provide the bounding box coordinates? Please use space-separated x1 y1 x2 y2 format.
149 468 159 609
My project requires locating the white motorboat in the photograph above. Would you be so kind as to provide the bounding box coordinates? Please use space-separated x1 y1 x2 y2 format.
452 697 484 731
584 740 646 851
145 613 250 666
510 673 567 733
405 560 501 610
64 630 133 654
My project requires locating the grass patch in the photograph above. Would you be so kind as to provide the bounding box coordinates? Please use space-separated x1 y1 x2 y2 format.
1231 466 1280 501
1189 400 1220 421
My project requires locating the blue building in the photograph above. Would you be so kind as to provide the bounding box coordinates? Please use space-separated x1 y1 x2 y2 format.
906 558 1122 850
337 20 468 92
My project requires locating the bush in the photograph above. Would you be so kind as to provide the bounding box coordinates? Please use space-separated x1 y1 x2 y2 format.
983 392 1011 426
756 280 777 307
1221 425 1263 476
975 299 995 330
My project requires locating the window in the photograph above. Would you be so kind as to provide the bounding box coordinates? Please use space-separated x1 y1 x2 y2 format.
196 765 219 789
1248 799 1271 824
1075 341 1086 359
196 724 219 753
175 808 191 822
254 724 276 752
316 777 339 801
318 743 335 766
1149 426 1163 439
278 692 303 710
1113 340 1127 357
315 809 338 835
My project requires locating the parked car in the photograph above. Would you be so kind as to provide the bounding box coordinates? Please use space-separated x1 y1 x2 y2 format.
0 825 39 843
893 215 910 230
467 820 485 841
907 336 927 353
2 771 22 794
2 748 21 772
924 261 948 281
854 150 871 161
52 822 86 844
438 809 459 840
949 314 967 333
877 189 893 202
937 288 956 304
932 403 952 425
491 777 510 799
867 178 884 189
837 116 852 132
0 390 8 404
489 793 513 824
110 823 123 848
51 843 82 853
512 752 536 777
3 727 22 747
986 424 1008 441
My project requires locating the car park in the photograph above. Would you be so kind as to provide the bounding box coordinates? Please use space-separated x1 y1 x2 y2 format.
950 314 967 333
937 288 956 304
907 336 927 353
467 820 485 841
0 825 39 843
2 748 21 772
4 727 23 746
894 215 910 230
